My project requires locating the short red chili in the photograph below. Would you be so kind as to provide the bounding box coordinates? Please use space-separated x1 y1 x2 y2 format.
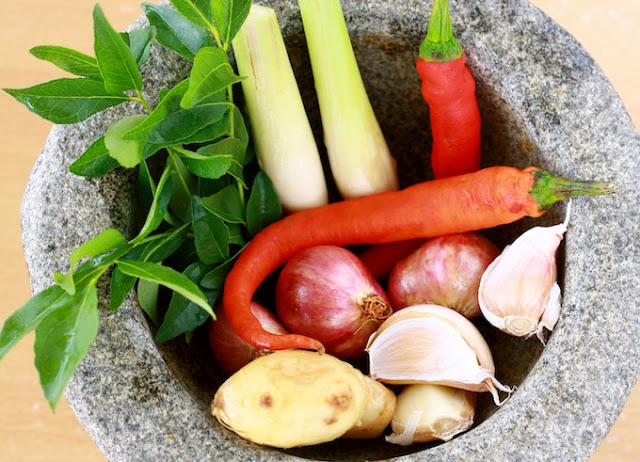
418 0 482 179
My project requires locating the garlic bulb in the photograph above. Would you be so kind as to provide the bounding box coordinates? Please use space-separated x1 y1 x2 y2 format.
386 384 476 446
478 204 570 342
366 304 512 405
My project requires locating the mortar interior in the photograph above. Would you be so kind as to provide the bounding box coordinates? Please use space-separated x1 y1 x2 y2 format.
146 26 564 461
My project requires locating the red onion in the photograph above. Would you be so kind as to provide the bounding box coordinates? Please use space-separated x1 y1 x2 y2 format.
208 302 288 374
388 233 499 318
275 245 392 359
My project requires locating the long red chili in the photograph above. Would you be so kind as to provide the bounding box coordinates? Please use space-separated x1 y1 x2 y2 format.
359 0 482 278
222 167 613 352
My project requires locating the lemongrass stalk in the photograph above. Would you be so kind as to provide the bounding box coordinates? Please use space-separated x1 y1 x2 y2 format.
231 5 328 212
298 0 399 199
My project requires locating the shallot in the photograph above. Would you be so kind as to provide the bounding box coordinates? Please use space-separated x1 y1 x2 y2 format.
276 245 392 359
388 232 499 318
208 302 288 374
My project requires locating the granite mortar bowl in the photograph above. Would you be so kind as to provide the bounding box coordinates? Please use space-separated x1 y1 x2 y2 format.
20 0 640 461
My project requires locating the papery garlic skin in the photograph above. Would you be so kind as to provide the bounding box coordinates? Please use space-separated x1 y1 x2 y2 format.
478 217 568 342
366 304 512 405
386 384 476 446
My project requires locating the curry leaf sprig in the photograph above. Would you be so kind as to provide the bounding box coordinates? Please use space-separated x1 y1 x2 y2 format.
0 0 281 411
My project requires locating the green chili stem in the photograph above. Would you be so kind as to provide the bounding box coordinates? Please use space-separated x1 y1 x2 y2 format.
530 170 616 211
419 0 464 63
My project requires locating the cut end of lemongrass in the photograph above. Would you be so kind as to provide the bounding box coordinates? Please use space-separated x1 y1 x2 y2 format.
232 5 328 212
298 0 399 199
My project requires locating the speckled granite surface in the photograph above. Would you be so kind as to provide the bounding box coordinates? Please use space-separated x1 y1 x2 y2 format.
21 0 639 461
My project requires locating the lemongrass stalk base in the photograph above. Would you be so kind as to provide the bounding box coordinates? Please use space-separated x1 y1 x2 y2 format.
232 5 328 212
298 0 399 199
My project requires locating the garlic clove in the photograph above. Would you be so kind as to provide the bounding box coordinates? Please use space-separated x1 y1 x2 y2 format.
537 282 562 343
366 304 512 405
386 384 476 446
478 210 569 341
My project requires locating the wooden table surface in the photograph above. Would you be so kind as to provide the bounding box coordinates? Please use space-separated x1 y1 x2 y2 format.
0 1 637 460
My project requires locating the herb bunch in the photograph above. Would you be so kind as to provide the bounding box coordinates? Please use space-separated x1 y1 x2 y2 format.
0 0 282 410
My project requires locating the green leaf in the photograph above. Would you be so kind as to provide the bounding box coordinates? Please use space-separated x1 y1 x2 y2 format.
201 184 245 223
53 228 126 295
116 260 213 316
124 26 157 66
4 78 129 124
132 162 173 243
176 147 232 180
181 47 243 108
71 228 127 271
137 160 155 213
105 114 147 168
34 284 99 410
125 87 227 146
227 223 247 245
0 285 68 360
109 265 136 312
93 4 143 94
168 0 215 31
198 175 231 198
231 106 249 154
142 3 214 61
212 0 251 47
147 102 228 146
109 224 189 312
158 88 172 102
137 279 161 325
53 272 76 295
122 79 227 148
73 245 132 276
246 171 282 236
168 153 197 223
154 262 211 343
179 136 244 180
174 106 230 145
141 223 190 263
192 196 230 265
29 45 102 80
199 249 242 289
171 239 200 270
122 79 189 140
69 137 120 178
200 136 244 158
226 159 246 189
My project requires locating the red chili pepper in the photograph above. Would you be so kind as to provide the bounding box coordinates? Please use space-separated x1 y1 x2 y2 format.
222 167 613 352
418 0 481 179
358 238 425 281
359 0 482 278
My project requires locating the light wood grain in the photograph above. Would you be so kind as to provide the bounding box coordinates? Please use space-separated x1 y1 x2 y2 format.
0 1 637 461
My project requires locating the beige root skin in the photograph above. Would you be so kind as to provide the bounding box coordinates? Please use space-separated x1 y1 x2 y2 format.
212 350 393 448
342 375 396 439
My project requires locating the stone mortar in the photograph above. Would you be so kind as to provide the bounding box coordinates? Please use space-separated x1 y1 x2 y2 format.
20 0 639 461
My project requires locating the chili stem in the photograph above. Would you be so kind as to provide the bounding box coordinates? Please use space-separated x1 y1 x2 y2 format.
420 0 464 63
530 170 616 211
